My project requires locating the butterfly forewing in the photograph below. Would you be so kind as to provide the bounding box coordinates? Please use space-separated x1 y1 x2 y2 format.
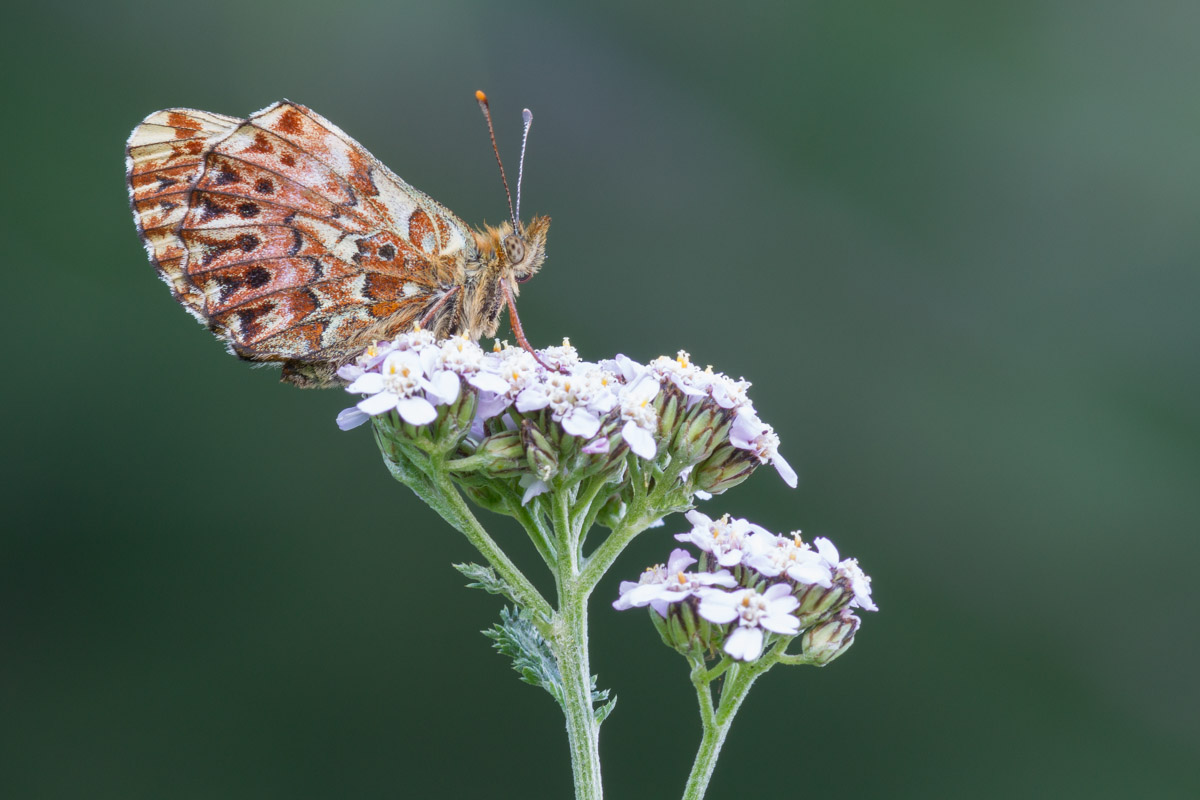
126 100 478 381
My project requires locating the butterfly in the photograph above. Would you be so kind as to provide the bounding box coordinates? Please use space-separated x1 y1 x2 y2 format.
125 92 549 387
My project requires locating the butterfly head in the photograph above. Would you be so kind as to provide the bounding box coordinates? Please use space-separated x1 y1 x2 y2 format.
505 215 550 284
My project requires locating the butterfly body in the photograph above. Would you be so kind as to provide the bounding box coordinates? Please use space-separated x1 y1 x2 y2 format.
126 101 548 387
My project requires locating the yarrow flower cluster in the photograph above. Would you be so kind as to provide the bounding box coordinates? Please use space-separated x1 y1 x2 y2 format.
336 332 798 501
329 326 876 800
615 509 876 662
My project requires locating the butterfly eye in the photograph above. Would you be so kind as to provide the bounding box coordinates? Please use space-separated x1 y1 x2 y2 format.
503 234 526 266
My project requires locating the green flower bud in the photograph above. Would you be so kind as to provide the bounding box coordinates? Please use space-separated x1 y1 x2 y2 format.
521 420 558 481
801 611 860 666
692 444 757 494
670 404 724 464
470 430 527 476
793 576 852 628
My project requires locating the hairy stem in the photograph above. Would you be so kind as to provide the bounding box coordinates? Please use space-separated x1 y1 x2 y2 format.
426 466 554 626
556 580 603 800
681 662 762 800
552 489 604 799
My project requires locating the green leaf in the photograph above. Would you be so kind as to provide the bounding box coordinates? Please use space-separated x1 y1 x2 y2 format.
453 562 519 604
591 679 617 725
484 606 566 706
483 607 616 723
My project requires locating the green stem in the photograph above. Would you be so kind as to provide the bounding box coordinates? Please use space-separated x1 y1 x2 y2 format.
427 467 554 627
681 662 763 800
551 489 604 800
555 581 603 800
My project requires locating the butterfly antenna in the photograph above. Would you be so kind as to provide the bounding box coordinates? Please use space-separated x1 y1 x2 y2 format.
475 90 519 232
515 108 533 224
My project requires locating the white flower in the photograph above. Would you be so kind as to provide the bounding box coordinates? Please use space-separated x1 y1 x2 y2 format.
539 337 581 371
838 558 877 612
729 406 798 488
697 584 801 661
346 350 438 425
674 510 770 568
745 530 834 587
475 346 539 421
390 325 437 352
519 365 617 440
618 374 661 460
612 548 736 616
650 350 708 401
599 353 648 385
705 370 753 410
810 536 877 611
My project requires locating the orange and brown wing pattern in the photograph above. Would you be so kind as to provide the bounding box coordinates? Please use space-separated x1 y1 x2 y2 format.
126 101 477 382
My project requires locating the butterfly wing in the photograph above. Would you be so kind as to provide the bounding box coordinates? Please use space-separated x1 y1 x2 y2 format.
126 101 477 385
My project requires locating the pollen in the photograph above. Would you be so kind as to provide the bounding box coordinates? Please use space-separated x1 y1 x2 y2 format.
676 572 688 584
676 350 692 368
741 595 752 607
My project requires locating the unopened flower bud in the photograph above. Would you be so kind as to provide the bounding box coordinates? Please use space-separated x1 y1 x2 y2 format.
671 405 724 464
793 579 852 628
656 389 682 441
521 420 558 481
472 430 527 476
801 611 860 666
692 445 757 494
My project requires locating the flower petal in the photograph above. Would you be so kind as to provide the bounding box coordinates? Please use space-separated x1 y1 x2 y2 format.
396 396 438 426
357 391 399 416
520 477 550 505
562 408 601 438
724 627 764 661
697 592 739 624
425 370 461 405
773 451 798 488
346 373 385 395
622 420 657 460
470 371 511 394
581 437 610 455
335 407 370 430
761 613 800 636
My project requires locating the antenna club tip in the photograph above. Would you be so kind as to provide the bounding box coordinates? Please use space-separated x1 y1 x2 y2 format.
475 89 488 103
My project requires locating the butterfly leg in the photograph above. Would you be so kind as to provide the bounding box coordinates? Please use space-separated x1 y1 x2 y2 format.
419 285 462 331
500 278 564 373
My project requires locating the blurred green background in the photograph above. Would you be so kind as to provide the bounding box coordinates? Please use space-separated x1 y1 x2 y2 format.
3 0 1197 797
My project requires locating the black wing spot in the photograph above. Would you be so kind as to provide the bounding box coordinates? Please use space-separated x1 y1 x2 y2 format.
237 234 261 253
198 196 226 223
254 178 275 194
214 274 241 303
288 228 303 256
236 202 260 218
214 167 239 186
246 266 271 288
378 244 396 261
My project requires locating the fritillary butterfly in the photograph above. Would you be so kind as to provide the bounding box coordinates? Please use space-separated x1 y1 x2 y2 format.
126 94 549 387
